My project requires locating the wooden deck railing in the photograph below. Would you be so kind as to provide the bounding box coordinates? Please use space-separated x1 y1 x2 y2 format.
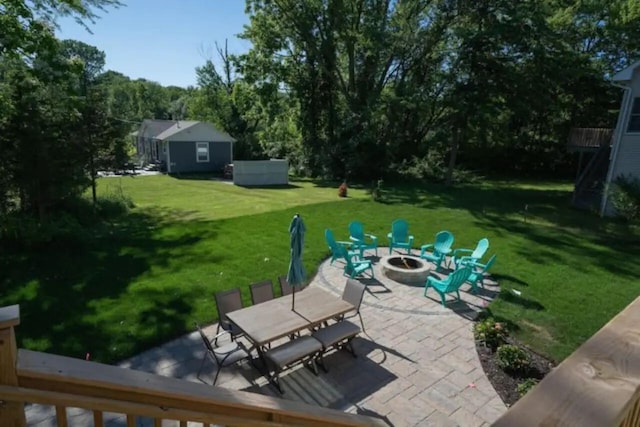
567 127 614 150
0 305 384 427
494 296 640 427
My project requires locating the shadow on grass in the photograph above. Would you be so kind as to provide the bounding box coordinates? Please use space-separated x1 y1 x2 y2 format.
379 182 640 280
168 172 223 181
498 291 545 311
0 210 222 364
234 183 303 190
170 172 306 189
493 273 529 287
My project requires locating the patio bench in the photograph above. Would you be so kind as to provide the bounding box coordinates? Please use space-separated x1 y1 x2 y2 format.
312 320 361 372
264 335 323 393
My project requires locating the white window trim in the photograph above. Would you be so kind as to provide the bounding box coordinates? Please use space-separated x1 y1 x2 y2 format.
196 142 210 163
627 97 640 134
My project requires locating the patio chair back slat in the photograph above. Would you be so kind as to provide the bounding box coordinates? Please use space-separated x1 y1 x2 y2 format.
341 279 366 331
278 275 293 296
342 279 365 312
250 280 275 305
214 288 244 339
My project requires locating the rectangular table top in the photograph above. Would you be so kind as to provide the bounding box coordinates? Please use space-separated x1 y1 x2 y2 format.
226 287 354 346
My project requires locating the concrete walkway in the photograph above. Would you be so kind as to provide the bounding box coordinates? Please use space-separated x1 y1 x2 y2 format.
26 249 506 426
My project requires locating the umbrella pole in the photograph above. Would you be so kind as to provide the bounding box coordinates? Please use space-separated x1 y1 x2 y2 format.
291 286 296 311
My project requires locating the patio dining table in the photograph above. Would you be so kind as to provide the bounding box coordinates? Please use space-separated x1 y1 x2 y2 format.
226 287 354 362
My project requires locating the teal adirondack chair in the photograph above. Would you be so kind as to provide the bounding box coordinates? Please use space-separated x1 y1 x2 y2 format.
349 221 378 257
419 231 454 270
337 245 375 279
467 254 497 293
325 228 359 265
452 238 489 268
387 219 413 254
424 267 472 307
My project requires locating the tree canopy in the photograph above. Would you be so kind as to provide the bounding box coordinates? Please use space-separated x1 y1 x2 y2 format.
1 0 638 227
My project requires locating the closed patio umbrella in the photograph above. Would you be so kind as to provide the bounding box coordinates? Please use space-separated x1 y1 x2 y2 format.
287 213 306 311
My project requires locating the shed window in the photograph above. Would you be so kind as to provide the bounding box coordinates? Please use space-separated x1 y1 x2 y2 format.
196 142 209 162
628 97 640 132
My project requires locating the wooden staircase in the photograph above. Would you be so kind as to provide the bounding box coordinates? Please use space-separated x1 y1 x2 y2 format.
569 128 614 212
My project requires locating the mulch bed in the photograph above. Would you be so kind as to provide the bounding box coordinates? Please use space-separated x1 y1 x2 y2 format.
475 337 556 407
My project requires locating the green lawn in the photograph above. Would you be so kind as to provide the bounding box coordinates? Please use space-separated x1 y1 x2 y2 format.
1 175 639 364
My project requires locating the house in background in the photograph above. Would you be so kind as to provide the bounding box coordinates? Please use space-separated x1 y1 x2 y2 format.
600 60 640 215
570 60 640 215
134 120 235 174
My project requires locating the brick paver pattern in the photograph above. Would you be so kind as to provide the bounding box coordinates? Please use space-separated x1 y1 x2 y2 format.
26 248 506 426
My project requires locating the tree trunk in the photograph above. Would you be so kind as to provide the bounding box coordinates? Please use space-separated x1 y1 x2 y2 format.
90 152 97 205
445 126 461 186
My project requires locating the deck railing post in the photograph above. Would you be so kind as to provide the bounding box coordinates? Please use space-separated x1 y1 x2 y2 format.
0 305 26 426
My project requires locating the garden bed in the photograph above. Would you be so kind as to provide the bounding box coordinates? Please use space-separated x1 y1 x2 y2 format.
473 318 555 406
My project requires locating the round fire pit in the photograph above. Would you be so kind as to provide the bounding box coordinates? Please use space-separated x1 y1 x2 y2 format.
381 255 431 285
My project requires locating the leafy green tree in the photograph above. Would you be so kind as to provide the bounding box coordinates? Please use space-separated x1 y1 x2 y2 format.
189 40 264 159
0 0 122 220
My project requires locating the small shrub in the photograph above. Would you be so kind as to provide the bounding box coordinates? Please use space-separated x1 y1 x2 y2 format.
609 174 640 221
338 181 348 197
497 344 531 374
0 191 133 248
397 151 481 184
95 192 134 218
473 317 507 349
517 378 539 397
0 211 89 248
371 179 384 201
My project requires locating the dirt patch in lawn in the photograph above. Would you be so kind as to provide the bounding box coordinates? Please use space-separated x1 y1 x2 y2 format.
476 338 556 407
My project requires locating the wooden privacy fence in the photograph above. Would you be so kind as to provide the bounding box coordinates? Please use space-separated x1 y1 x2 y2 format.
0 305 384 427
494 296 640 427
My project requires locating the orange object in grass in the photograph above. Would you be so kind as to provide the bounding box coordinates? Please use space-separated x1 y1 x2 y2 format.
338 181 348 197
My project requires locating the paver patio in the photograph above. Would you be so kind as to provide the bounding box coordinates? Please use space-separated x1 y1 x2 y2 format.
26 249 506 426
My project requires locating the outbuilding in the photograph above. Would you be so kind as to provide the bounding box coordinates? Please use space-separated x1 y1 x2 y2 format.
135 120 235 174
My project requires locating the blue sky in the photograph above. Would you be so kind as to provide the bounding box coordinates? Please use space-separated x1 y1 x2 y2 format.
56 0 252 87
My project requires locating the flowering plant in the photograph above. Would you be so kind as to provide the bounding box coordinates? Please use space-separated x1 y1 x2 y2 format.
473 317 507 349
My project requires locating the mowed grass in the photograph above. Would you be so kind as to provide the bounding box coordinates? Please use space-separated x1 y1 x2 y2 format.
98 174 370 221
1 175 639 365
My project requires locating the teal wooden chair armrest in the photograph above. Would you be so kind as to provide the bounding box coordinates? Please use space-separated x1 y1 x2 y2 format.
452 248 473 257
453 238 489 268
466 259 487 269
457 256 481 268
349 235 377 243
420 243 434 255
